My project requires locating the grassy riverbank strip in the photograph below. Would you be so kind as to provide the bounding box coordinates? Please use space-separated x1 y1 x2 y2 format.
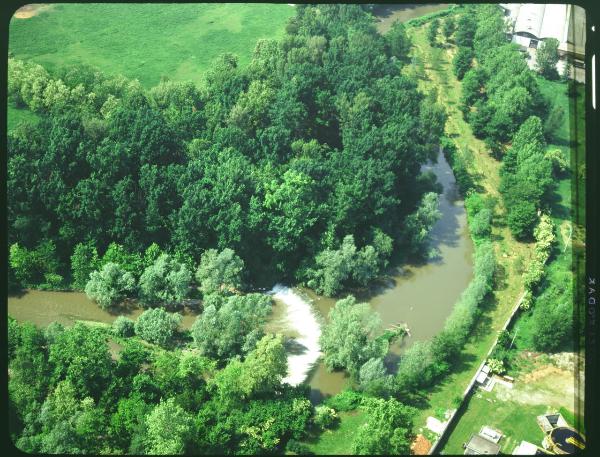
405 19 538 436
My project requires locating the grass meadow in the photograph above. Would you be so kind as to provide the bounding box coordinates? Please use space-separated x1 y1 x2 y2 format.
9 3 294 88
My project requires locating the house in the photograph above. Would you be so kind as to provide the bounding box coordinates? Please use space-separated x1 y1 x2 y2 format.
464 434 501 455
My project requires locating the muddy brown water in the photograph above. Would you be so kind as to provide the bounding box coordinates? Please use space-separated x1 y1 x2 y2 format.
373 3 451 34
7 150 472 403
7 289 200 329
304 149 473 402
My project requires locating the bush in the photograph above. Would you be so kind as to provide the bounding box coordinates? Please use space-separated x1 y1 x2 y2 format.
112 316 135 337
286 439 314 455
470 208 492 239
85 262 136 309
44 321 65 344
313 405 339 430
134 308 181 347
324 390 363 412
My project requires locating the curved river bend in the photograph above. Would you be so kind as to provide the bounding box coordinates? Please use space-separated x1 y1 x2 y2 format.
7 150 472 403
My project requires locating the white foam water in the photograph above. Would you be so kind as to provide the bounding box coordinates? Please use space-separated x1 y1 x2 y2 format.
268 284 322 386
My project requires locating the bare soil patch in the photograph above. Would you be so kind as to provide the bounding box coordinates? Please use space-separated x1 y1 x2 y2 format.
13 4 52 19
411 434 432 455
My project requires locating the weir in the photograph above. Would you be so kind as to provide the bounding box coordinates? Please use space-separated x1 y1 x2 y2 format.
268 284 323 386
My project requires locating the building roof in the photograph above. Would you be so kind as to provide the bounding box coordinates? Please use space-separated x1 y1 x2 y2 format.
465 434 501 455
513 441 539 455
514 4 546 38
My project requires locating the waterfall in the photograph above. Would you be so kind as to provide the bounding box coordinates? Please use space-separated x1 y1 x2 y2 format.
268 284 322 386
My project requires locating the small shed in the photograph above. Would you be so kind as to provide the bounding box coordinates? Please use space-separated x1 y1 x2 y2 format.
464 434 501 455
479 426 502 444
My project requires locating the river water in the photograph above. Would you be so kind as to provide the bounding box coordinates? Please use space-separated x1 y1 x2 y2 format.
373 3 451 34
8 3 471 402
7 150 472 401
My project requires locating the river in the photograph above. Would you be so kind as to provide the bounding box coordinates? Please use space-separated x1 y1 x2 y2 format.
7 149 472 402
372 3 451 34
8 3 471 402
268 149 474 402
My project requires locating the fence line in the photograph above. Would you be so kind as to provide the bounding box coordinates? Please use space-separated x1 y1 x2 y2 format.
428 291 526 455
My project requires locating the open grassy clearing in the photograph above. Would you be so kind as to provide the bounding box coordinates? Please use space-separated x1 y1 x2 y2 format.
9 3 294 88
7 104 40 131
441 387 547 454
302 409 367 455
406 19 539 435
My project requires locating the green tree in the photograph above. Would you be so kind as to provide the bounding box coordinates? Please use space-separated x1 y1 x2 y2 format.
138 253 191 307
239 334 288 396
535 38 560 79
71 241 100 290
49 324 112 400
352 398 415 455
191 293 272 360
452 47 473 80
427 19 440 47
195 248 244 296
455 14 477 48
134 308 181 347
386 21 411 61
145 398 194 455
470 208 492 239
320 296 385 376
442 16 455 40
112 316 135 337
85 262 136 308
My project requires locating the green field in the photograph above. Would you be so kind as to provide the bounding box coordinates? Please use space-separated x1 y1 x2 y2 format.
9 3 294 88
441 389 547 455
7 104 40 131
303 410 367 455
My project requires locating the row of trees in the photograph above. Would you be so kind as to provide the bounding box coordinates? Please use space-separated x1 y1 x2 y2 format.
449 5 559 241
8 4 446 297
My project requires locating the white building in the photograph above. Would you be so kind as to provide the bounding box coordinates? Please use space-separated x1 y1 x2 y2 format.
500 3 585 78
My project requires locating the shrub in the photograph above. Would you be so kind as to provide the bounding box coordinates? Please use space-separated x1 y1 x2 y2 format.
486 358 505 375
324 390 363 412
85 262 136 309
313 405 339 430
286 439 314 455
44 321 65 344
134 308 181 347
112 316 135 337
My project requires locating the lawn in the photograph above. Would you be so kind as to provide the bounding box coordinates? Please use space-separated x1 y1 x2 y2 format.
441 389 547 455
9 3 294 88
301 409 367 455
7 104 40 131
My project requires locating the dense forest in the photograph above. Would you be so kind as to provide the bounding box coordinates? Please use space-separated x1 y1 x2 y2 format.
8 3 445 297
7 3 578 455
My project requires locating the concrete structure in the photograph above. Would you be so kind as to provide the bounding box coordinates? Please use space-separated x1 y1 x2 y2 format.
479 426 502 444
537 413 569 434
464 434 501 455
512 440 547 455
